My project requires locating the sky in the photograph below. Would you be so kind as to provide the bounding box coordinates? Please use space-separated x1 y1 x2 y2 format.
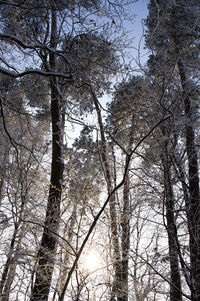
126 0 150 71
133 0 149 20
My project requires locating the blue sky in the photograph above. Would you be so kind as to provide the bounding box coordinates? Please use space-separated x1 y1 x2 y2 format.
127 0 150 70
133 0 149 19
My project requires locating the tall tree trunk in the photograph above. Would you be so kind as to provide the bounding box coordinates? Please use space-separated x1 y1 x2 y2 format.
0 149 9 208
91 89 122 301
120 114 134 301
0 178 4 207
120 172 129 301
30 7 64 301
171 152 191 287
173 37 200 300
161 138 182 301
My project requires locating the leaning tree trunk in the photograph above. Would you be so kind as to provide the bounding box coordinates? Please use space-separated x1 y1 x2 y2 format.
1 225 25 301
30 7 64 301
161 136 182 301
0 223 19 299
91 89 122 301
0 176 27 301
173 38 200 301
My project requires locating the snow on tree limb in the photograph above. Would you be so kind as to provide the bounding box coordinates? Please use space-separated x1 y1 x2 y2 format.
0 66 73 80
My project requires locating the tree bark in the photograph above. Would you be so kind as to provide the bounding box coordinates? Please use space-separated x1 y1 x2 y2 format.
120 114 134 301
30 6 64 301
0 178 4 207
173 37 200 300
120 171 129 301
161 137 182 301
171 152 191 287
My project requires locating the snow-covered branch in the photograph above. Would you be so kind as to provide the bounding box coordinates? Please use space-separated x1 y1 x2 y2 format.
0 66 73 80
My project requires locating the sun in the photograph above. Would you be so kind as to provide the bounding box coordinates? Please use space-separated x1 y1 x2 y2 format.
82 250 102 273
